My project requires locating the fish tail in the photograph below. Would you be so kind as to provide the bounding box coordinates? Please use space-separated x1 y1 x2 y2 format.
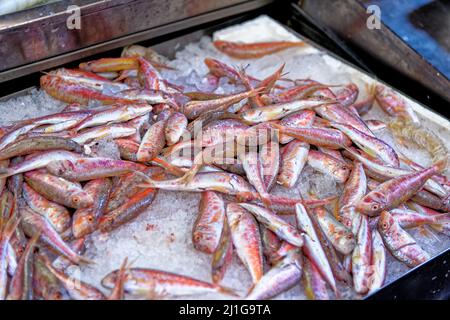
429 214 450 231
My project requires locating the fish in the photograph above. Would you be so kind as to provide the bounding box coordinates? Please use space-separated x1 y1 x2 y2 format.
127 113 152 143
375 85 419 124
273 124 352 150
0 123 40 151
335 83 359 107
344 146 447 198
32 254 67 300
20 205 91 265
101 268 238 299
80 57 139 72
116 138 139 161
238 203 304 247
378 211 430 267
0 214 21 299
0 136 83 160
330 122 399 167
22 183 71 234
389 208 449 229
137 57 167 91
41 74 177 106
227 203 263 284
106 167 164 212
338 161 367 229
279 110 316 144
259 139 280 191
71 124 137 144
204 58 255 85
307 149 350 183
241 99 330 123
72 103 153 132
40 74 129 105
6 157 23 197
352 215 372 294
137 120 166 162
236 192 338 214
213 40 305 59
211 216 233 284
47 157 146 181
239 150 271 207
72 178 112 238
368 229 386 294
314 97 374 138
43 257 105 300
365 119 386 133
139 172 254 195
0 150 83 179
295 203 338 295
184 89 261 120
52 238 86 271
98 188 157 232
355 157 447 216
195 119 249 148
192 191 226 254
312 205 355 255
25 170 93 209
165 112 188 146
351 84 376 116
260 227 282 266
6 233 40 300
107 258 130 300
302 257 330 300
246 251 303 300
262 83 328 105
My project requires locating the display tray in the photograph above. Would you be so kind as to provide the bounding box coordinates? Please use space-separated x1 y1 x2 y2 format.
0 14 448 300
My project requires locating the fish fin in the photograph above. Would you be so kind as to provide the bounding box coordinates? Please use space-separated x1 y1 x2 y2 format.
432 156 448 172
218 285 240 298
429 214 450 232
178 168 198 185
77 255 95 265
151 157 185 177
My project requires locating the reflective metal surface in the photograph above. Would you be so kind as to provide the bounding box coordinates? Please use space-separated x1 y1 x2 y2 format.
0 0 271 81
298 0 450 103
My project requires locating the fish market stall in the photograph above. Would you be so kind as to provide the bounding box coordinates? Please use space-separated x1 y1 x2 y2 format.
0 1 448 300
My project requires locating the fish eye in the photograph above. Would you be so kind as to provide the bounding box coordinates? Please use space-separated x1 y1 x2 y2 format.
372 204 380 210
382 222 388 230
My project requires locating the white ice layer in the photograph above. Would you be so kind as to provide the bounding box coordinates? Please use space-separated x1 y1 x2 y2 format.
0 15 448 300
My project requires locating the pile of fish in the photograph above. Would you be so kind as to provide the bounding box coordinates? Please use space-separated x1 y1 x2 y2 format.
0 39 449 300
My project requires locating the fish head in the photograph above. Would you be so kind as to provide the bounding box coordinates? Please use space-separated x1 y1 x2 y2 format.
378 210 395 233
72 211 95 238
332 162 351 182
356 191 386 216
